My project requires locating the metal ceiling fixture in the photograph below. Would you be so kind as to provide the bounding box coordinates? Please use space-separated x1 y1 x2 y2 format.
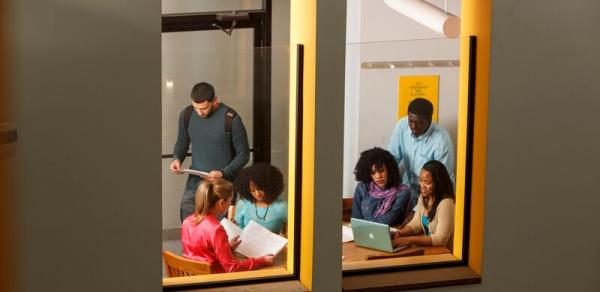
212 11 250 36
384 0 460 38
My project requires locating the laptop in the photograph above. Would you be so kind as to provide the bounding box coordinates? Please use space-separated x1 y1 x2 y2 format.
351 218 406 253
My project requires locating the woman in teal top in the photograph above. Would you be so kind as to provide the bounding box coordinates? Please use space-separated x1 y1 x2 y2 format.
234 163 287 234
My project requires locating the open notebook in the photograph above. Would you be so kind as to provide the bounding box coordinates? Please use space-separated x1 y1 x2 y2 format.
220 218 288 258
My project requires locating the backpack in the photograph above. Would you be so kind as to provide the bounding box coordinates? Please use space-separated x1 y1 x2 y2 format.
183 105 238 158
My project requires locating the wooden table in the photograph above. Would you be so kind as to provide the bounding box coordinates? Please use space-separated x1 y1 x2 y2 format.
342 242 449 262
342 241 453 271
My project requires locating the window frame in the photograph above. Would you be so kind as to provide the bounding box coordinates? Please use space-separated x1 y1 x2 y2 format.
160 1 305 288
161 40 305 289
341 36 479 278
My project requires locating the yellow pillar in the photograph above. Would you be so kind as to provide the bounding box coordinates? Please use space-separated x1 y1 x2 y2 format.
456 0 491 274
290 0 316 289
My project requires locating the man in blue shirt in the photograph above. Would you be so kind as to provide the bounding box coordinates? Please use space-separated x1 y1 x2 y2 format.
388 98 455 206
169 82 250 222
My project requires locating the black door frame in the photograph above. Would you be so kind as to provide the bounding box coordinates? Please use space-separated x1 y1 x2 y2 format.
162 0 272 164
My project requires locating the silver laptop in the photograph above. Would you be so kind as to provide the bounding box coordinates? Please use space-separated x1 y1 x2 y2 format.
351 218 404 253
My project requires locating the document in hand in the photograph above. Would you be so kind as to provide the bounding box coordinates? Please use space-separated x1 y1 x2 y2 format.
181 168 209 178
220 219 288 258
220 218 243 242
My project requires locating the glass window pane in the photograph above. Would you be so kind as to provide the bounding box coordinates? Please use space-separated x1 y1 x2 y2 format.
343 37 464 271
162 29 293 285
163 0 263 15
162 29 255 163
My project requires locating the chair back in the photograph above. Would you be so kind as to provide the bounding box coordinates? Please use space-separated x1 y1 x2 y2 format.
342 197 353 222
162 250 212 277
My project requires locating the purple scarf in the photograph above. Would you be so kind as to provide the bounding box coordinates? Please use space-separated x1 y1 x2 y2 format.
369 182 400 217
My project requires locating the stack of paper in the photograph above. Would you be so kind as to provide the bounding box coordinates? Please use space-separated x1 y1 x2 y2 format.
342 225 354 243
220 218 243 243
220 218 288 258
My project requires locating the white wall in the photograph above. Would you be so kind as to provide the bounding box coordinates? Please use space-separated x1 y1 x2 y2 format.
343 0 461 196
418 1 600 291
343 0 362 199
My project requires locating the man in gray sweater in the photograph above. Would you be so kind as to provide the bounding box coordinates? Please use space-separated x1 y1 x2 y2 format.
169 82 250 222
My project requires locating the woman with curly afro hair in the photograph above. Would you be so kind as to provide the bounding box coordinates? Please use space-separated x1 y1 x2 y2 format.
233 163 287 234
351 147 411 225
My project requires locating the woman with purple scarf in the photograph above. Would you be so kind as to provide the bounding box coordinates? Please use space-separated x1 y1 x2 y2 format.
351 147 411 226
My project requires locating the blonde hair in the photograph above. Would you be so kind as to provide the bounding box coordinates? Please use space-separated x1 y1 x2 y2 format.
192 179 233 225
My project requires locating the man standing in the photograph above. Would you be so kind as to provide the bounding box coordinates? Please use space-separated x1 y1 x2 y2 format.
170 82 250 222
388 98 455 206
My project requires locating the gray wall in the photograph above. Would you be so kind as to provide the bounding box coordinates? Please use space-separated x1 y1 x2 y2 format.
312 1 346 290
418 1 600 291
8 0 600 291
11 0 161 291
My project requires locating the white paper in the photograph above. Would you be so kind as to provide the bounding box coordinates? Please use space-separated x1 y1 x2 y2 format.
220 218 242 243
342 225 354 243
182 168 209 178
235 220 288 258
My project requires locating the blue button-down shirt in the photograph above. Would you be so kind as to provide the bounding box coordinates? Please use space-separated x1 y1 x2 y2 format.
388 117 455 204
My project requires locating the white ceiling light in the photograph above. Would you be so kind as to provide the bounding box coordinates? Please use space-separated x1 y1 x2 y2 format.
384 0 460 38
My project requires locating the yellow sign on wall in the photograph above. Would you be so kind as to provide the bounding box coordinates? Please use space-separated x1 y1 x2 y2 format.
397 75 439 122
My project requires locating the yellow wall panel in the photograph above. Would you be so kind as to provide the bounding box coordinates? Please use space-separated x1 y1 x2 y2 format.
397 75 440 122
290 0 316 289
456 0 492 275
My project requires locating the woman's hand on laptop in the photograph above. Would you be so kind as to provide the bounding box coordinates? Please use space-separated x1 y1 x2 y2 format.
392 236 410 248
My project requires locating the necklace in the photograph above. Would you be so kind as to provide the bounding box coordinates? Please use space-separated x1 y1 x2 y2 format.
254 202 270 220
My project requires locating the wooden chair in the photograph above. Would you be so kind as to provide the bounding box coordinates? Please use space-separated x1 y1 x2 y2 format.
162 250 213 277
342 197 353 222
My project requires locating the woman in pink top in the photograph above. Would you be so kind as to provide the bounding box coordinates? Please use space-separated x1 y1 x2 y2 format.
181 179 274 273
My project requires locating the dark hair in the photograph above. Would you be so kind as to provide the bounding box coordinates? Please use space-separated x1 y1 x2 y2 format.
408 98 434 118
420 160 455 220
234 163 285 204
354 147 401 189
190 82 215 103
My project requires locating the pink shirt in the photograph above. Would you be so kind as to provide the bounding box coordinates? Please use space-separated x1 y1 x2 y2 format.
181 214 265 273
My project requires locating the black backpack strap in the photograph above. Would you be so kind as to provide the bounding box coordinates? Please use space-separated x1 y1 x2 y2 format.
183 105 194 146
225 108 237 158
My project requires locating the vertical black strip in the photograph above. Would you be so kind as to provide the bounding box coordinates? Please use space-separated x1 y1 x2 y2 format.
251 0 272 164
462 36 477 264
293 44 304 277
262 0 272 46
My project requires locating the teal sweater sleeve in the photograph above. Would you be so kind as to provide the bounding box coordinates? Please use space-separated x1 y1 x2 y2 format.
172 108 190 163
221 115 250 178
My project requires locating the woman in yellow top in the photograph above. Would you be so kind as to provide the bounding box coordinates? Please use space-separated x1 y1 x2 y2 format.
392 160 455 249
